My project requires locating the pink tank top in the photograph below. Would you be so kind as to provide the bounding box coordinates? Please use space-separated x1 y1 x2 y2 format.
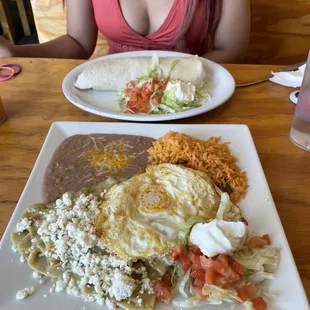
92 0 213 56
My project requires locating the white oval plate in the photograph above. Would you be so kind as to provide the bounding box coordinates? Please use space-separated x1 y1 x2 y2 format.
62 51 235 122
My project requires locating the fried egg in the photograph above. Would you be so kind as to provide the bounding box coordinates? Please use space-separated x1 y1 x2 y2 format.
97 164 221 261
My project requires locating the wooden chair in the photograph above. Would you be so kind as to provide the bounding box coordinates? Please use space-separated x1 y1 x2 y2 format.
30 0 108 58
0 0 31 43
15 0 31 36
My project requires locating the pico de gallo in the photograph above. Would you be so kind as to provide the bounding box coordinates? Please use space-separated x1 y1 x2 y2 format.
151 194 280 309
117 56 209 114
153 233 279 309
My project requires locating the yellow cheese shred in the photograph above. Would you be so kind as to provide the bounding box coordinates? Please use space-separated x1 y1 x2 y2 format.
82 142 132 172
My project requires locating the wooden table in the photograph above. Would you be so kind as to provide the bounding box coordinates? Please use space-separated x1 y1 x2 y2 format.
0 58 309 299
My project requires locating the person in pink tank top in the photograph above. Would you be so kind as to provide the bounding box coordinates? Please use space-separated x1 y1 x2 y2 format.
0 0 250 63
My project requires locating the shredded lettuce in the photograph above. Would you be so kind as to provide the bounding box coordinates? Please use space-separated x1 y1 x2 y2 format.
172 296 225 308
171 264 184 295
117 93 128 112
196 81 211 98
244 301 255 310
247 270 274 284
260 285 277 299
172 297 203 308
171 265 192 299
216 192 231 220
161 87 177 107
136 66 158 84
135 53 160 84
178 270 191 298
202 285 242 303
233 246 280 273
178 216 204 245
151 86 202 115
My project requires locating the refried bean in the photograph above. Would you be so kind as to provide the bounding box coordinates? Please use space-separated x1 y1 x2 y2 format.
43 134 155 203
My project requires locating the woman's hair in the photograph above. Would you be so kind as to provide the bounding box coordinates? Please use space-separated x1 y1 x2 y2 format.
175 0 222 53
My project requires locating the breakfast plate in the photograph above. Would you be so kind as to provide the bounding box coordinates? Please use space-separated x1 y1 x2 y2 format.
62 51 235 122
0 122 308 310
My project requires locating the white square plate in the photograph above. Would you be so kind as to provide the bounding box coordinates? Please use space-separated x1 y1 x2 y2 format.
0 122 308 310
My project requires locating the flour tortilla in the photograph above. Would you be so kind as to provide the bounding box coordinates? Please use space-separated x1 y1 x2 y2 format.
74 55 207 91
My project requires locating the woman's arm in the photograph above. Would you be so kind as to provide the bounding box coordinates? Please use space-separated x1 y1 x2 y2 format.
204 0 250 64
0 0 97 59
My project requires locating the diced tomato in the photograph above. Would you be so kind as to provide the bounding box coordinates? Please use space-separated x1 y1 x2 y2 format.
125 80 135 89
192 285 207 301
188 252 202 269
141 91 152 101
192 279 204 287
138 96 149 112
151 95 161 105
215 274 229 288
133 86 142 94
237 287 248 302
188 251 195 262
153 280 172 305
200 256 213 270
126 96 148 113
217 254 229 265
204 268 215 285
230 260 247 275
126 100 140 113
161 77 170 91
162 273 173 287
244 284 256 299
30 215 41 224
152 77 160 84
262 234 271 245
152 78 161 91
248 236 269 249
237 284 257 303
124 88 133 97
252 296 267 310
171 245 184 261
212 260 240 283
191 269 205 282
153 83 161 91
189 245 203 255
179 253 191 273
141 82 153 93
129 91 138 101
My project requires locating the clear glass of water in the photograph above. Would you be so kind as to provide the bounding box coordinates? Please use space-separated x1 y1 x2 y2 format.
290 50 310 151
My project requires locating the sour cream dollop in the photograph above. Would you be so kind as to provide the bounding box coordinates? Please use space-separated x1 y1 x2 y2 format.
189 220 247 257
165 80 196 102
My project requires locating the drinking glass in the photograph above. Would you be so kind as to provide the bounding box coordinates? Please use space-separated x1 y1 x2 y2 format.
290 50 310 151
0 96 6 124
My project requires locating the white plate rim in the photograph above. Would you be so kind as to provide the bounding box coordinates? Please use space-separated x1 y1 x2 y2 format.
62 51 236 122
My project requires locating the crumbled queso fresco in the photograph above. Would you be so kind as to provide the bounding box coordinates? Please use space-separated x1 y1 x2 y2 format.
16 286 35 300
15 192 153 308
16 217 31 232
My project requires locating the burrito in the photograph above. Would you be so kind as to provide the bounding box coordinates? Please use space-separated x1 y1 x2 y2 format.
74 55 207 91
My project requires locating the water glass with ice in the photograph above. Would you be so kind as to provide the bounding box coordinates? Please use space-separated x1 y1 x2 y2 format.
290 50 310 151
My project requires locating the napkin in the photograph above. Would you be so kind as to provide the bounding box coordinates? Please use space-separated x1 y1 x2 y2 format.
269 64 306 88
